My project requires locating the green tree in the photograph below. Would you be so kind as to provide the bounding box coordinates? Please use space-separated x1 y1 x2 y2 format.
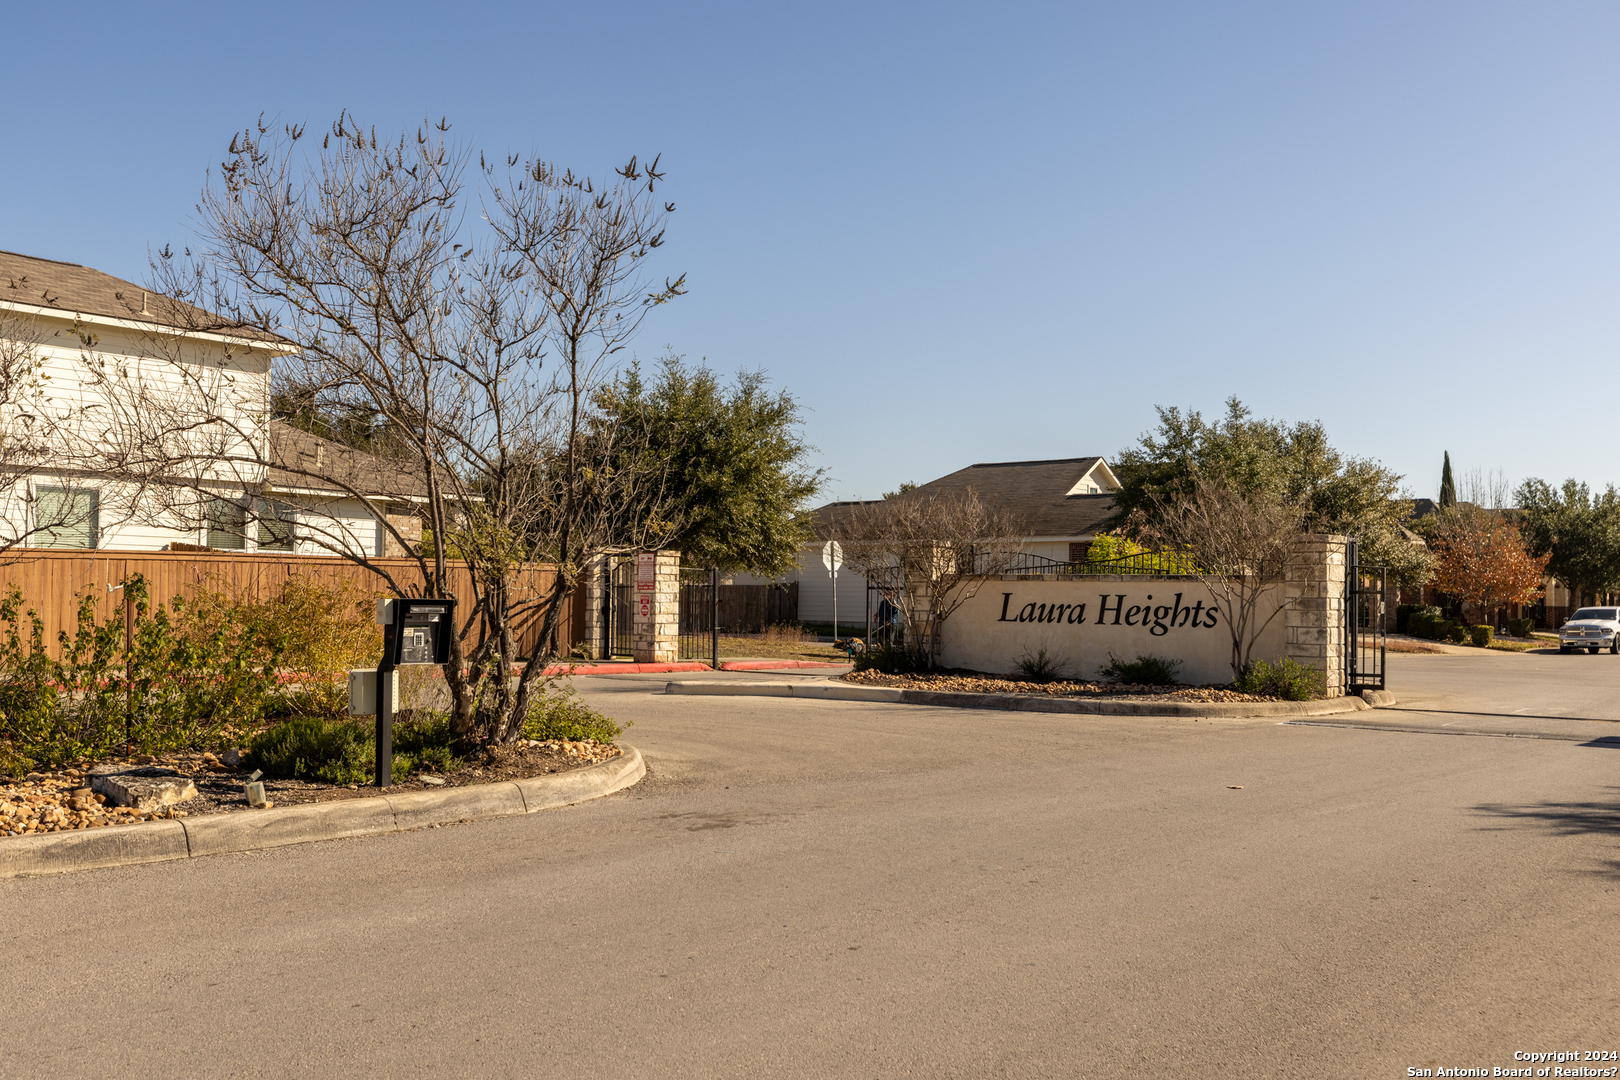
595 355 823 575
1439 452 1456 509
1113 397 1433 585
1514 478 1620 609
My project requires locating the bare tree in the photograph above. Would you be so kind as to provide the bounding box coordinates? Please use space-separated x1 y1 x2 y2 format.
1128 474 1304 677
99 114 685 747
830 490 1024 669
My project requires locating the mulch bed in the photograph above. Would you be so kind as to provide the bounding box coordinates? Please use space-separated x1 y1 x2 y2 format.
841 669 1280 703
0 740 621 839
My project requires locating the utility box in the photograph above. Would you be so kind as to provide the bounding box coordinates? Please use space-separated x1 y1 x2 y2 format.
376 598 457 666
347 668 398 716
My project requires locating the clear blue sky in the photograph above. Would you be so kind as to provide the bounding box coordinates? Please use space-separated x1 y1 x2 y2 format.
3 1 1616 505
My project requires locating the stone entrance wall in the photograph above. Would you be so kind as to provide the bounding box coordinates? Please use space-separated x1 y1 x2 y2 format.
935 533 1350 694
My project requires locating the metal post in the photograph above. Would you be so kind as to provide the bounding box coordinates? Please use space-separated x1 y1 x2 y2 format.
831 559 838 639
375 661 395 788
710 566 719 670
602 558 612 659
376 606 396 787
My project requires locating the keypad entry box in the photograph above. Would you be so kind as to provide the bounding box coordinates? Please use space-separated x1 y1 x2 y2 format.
376 598 456 666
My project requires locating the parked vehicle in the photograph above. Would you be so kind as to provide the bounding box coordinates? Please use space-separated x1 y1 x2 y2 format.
1558 608 1620 654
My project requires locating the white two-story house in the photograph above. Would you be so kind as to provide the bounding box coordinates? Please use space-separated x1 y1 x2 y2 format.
0 248 419 558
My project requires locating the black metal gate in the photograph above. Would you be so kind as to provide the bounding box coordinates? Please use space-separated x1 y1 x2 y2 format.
864 568 903 652
1346 540 1387 693
678 567 719 666
601 557 635 659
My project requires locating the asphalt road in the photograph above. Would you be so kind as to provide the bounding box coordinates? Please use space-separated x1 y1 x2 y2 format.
2 654 1616 1079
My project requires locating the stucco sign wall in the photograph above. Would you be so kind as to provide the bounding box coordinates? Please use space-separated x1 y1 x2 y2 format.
938 577 1287 686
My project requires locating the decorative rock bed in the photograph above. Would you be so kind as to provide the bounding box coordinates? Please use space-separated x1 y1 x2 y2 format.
1 740 621 839
840 669 1283 703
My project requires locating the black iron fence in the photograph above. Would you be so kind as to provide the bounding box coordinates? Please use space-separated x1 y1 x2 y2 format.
859 549 1203 584
678 566 719 666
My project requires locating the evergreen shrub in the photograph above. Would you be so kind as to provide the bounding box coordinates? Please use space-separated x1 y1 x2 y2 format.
1234 657 1326 700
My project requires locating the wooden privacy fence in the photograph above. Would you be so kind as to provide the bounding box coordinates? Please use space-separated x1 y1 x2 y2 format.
0 550 584 659
716 582 798 633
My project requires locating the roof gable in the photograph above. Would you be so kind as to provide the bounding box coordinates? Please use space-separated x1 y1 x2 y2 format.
812 457 1120 539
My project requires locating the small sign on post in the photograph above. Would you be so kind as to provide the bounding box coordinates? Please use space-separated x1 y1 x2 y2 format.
822 541 842 637
637 552 657 590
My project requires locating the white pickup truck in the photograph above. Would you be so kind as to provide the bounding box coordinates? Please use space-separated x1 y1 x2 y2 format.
1559 607 1620 654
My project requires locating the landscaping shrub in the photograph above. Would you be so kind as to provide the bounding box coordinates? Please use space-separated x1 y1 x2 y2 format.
1234 657 1326 700
1015 647 1064 682
1098 653 1181 685
1506 617 1534 638
189 576 382 718
246 712 458 785
1084 533 1198 574
1405 608 1445 639
852 637 915 674
1445 620 1467 644
0 577 283 772
0 574 388 774
521 683 625 744
1470 624 1494 648
1396 604 1439 635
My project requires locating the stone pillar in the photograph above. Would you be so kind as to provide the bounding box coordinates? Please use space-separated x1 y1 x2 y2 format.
633 550 680 663
581 554 609 660
1284 533 1349 697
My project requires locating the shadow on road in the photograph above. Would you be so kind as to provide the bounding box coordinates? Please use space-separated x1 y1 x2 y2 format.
1384 707 1620 724
1472 786 1620 877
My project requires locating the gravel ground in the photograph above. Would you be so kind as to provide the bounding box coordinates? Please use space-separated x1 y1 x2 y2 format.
840 669 1279 703
0 739 621 838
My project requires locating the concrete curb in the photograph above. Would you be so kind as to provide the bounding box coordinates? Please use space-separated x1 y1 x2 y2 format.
664 680 1372 718
544 661 713 676
0 745 644 880
718 660 851 671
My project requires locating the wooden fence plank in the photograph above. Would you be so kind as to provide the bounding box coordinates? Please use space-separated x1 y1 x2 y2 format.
0 551 583 659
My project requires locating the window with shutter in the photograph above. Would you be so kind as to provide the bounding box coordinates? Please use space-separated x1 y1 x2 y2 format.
255 500 296 552
207 499 247 550
34 487 98 549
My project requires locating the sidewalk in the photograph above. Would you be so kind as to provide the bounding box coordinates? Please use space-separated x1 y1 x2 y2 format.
542 657 852 676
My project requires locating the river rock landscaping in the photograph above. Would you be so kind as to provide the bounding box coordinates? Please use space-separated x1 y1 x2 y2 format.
0 739 623 838
841 669 1282 703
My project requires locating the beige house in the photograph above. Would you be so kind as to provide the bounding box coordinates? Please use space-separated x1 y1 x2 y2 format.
0 249 418 558
741 456 1124 629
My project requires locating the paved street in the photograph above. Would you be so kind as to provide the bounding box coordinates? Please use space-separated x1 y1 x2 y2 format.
3 653 1617 1078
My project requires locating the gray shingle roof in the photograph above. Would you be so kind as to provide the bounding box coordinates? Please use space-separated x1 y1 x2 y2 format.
267 421 429 502
0 248 288 345
810 457 1120 539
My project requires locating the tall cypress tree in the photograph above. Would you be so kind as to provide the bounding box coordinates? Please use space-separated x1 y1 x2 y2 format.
1439 451 1456 509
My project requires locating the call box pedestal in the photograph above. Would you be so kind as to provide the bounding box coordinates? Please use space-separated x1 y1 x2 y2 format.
350 598 456 788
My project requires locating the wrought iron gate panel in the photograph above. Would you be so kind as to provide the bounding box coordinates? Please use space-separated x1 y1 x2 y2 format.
1345 540 1387 693
865 567 903 652
678 566 719 666
604 557 635 658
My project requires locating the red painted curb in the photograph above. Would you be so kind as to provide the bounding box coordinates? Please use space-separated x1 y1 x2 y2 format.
718 660 851 671
541 662 714 676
